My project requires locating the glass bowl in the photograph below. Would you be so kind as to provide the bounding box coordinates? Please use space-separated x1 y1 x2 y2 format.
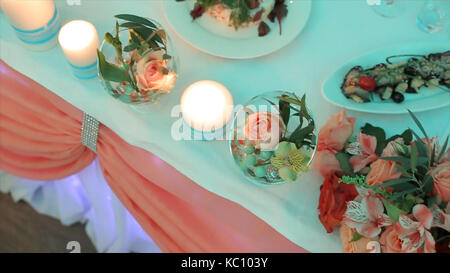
98 18 178 105
229 91 317 185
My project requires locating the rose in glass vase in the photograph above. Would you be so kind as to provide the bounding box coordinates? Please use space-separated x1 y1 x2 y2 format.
230 91 317 185
98 14 178 105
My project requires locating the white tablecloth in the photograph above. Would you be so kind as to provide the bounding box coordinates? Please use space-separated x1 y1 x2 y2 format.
1 0 449 252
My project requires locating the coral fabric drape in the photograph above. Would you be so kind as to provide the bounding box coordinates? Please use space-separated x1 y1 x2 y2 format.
0 60 305 252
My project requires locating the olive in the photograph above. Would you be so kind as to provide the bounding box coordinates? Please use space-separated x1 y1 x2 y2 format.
391 92 404 103
404 66 418 76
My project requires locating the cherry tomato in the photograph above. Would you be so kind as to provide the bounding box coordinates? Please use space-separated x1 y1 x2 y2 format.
359 76 377 91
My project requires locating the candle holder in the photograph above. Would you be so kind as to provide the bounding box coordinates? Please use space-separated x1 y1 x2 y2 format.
98 15 178 110
2 5 61 51
180 80 234 142
229 91 317 186
58 20 100 80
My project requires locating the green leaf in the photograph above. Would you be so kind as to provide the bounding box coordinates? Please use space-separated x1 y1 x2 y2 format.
97 50 131 83
422 174 434 194
279 96 290 127
380 156 411 167
437 135 449 162
408 110 429 140
361 123 386 155
411 131 430 159
163 54 172 60
383 199 405 223
350 231 363 242
123 43 138 52
410 144 418 173
335 153 354 175
289 124 314 148
373 177 416 191
115 14 157 29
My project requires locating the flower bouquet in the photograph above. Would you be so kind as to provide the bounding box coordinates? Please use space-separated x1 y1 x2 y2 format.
230 91 316 185
97 14 178 104
314 109 449 253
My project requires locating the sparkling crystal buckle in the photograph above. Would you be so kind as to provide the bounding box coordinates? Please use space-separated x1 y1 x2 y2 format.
81 113 99 152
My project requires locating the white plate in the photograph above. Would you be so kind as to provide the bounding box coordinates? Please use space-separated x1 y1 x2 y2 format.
162 0 311 59
322 43 450 114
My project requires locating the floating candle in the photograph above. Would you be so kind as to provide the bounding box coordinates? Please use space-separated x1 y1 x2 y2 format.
58 20 99 79
181 80 234 133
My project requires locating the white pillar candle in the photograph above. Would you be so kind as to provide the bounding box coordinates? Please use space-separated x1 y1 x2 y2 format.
58 20 99 68
0 0 55 30
181 80 234 132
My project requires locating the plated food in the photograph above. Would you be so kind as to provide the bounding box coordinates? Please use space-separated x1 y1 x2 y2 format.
178 0 288 37
341 51 450 104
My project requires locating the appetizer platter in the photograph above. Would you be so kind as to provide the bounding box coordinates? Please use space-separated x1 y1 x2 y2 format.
163 0 311 59
322 43 450 114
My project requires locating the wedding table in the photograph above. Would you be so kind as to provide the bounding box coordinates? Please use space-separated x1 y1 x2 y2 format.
1 0 449 253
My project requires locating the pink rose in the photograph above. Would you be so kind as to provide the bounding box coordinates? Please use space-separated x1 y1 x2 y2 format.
135 51 177 93
244 112 285 150
317 109 355 153
430 161 450 202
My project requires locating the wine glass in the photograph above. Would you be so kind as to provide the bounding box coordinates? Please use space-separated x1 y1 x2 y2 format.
417 0 449 33
369 0 406 18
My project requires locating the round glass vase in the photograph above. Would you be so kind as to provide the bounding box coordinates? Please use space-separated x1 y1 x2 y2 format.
98 19 179 111
229 91 317 186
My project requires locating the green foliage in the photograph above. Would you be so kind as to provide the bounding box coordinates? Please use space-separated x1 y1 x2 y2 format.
335 153 354 176
382 199 405 223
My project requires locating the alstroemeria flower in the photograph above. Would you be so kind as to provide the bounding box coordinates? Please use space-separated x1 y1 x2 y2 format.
343 194 392 238
431 203 450 232
395 204 436 253
270 142 310 182
349 132 379 173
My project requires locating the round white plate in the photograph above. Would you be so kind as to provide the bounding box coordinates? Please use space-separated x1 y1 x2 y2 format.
162 0 311 59
322 43 450 114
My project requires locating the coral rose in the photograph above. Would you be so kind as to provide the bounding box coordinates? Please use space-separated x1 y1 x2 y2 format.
318 174 358 233
366 138 403 186
430 161 450 202
312 149 343 177
244 112 285 151
379 226 404 253
317 109 355 153
340 224 374 253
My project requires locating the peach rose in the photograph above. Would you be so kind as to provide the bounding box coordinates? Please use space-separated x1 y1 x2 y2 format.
244 112 285 150
135 51 177 93
340 224 374 253
317 109 355 153
366 139 403 187
379 226 404 253
312 149 343 177
430 161 450 202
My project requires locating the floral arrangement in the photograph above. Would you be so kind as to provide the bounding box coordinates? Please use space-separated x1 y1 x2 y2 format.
97 14 177 104
231 92 316 184
313 109 450 253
